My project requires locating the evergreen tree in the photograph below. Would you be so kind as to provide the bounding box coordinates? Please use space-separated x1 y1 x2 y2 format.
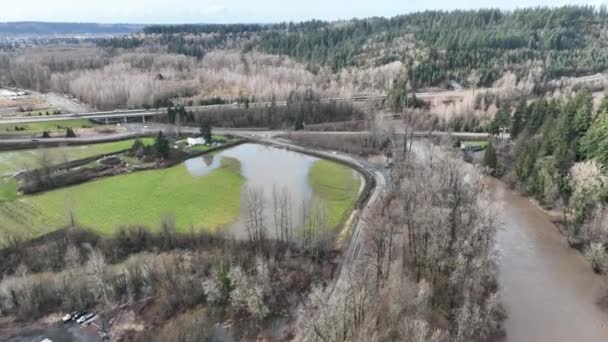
526 99 548 134
580 110 608 167
154 131 170 159
200 121 213 143
597 95 608 115
295 112 305 130
65 127 77 138
483 141 499 175
573 91 594 136
511 98 527 139
489 106 510 135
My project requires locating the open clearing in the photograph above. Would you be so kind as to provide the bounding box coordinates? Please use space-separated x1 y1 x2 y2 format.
0 157 245 240
308 159 361 228
0 138 154 176
0 89 58 117
0 142 362 243
0 118 97 135
461 140 489 148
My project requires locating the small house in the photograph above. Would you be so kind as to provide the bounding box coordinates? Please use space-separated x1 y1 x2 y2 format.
187 137 206 146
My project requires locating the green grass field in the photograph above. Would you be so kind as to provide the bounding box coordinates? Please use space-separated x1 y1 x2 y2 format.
0 157 245 240
308 160 361 228
461 140 489 148
0 119 97 134
0 138 154 176
0 178 18 202
0 142 361 243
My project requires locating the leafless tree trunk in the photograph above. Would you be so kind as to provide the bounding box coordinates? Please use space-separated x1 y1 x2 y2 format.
87 248 109 305
273 185 293 243
245 186 266 247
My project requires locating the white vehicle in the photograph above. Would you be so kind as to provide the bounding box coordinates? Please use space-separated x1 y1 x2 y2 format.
62 313 72 323
77 312 93 324
82 314 98 326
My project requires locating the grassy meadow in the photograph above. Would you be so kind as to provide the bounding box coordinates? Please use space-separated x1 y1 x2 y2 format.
0 138 154 176
0 157 245 240
0 118 97 134
308 160 361 228
461 140 489 149
0 141 363 244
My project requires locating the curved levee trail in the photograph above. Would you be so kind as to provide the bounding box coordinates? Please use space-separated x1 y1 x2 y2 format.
492 179 608 342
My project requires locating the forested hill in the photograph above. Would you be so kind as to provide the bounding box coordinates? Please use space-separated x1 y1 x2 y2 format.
142 6 608 88
0 22 143 35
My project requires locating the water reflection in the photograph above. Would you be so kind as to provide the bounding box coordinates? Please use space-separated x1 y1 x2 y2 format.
222 144 318 238
184 155 221 177
183 144 323 238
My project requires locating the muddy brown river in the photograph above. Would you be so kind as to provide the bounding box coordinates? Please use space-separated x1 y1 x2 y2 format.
493 180 608 341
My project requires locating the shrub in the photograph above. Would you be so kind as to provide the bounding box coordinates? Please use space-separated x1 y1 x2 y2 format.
65 127 77 138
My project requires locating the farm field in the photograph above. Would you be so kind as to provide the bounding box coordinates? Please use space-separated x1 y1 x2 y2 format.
0 157 245 240
0 118 97 135
0 119 100 136
0 137 154 176
0 143 363 244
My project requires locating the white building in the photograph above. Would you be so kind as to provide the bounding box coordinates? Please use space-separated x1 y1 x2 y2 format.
187 137 206 146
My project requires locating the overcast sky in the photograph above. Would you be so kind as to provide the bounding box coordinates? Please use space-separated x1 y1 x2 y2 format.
2 0 607 24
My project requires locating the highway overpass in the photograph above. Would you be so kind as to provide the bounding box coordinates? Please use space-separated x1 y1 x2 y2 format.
0 95 388 125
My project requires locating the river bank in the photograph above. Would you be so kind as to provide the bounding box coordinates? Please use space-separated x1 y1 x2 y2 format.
491 178 608 341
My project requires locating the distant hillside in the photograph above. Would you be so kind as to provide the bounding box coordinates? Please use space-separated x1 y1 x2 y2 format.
141 6 608 88
0 22 143 35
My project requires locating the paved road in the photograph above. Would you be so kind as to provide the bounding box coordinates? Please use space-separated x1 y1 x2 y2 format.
0 95 387 125
243 133 387 319
3 72 606 125
0 128 387 342
0 122 496 150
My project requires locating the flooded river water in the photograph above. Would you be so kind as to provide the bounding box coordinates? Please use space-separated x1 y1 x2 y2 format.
493 179 608 341
185 143 362 238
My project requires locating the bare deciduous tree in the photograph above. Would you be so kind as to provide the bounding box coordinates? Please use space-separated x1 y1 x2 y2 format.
86 248 109 305
245 186 266 246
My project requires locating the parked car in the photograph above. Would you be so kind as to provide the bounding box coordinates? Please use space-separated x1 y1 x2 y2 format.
62 313 72 323
68 311 84 322
82 314 98 326
76 312 93 324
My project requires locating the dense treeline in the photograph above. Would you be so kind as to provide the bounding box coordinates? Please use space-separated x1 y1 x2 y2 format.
255 6 608 86
96 37 144 49
134 7 608 88
508 91 608 272
166 90 365 129
5 47 353 110
513 91 597 203
12 7 608 113
296 139 503 341
0 224 331 340
142 23 272 35
0 22 142 35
